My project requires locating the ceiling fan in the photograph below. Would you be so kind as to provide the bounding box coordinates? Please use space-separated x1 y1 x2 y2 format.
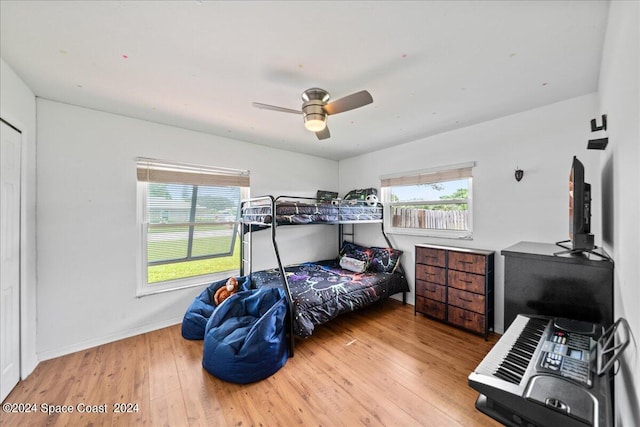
252 88 373 140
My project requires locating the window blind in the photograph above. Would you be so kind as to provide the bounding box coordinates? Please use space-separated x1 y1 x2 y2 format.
136 157 250 187
380 162 474 187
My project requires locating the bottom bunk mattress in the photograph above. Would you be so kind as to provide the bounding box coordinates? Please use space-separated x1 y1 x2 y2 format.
251 260 409 338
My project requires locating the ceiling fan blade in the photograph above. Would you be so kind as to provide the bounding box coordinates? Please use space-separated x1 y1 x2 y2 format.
323 90 373 115
252 102 302 115
315 127 331 140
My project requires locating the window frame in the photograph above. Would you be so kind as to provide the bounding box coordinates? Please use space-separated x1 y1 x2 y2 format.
380 162 475 240
136 158 249 297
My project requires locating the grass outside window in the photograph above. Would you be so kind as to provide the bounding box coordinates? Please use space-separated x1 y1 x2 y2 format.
147 231 239 283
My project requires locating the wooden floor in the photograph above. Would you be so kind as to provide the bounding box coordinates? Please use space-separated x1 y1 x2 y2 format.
1 300 501 426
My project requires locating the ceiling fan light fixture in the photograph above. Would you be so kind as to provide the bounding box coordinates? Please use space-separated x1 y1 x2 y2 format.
304 114 327 132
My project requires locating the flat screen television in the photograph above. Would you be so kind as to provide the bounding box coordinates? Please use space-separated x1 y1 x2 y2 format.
568 156 594 251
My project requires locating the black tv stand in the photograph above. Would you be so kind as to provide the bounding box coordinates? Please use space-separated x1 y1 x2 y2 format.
553 239 611 260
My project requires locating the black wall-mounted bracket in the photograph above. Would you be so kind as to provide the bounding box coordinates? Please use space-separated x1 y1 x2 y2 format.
590 114 607 132
588 138 609 150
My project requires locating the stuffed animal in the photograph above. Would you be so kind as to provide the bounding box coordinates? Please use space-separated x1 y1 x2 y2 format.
214 276 239 305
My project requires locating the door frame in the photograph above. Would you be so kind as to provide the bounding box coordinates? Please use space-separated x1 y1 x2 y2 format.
0 117 22 401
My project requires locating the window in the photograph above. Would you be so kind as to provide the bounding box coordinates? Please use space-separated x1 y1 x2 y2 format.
380 162 474 239
136 158 250 295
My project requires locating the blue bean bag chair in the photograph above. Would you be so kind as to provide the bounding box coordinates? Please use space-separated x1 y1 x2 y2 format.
181 275 251 340
202 287 288 384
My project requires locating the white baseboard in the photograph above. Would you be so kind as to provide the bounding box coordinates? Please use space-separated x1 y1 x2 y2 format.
36 316 184 362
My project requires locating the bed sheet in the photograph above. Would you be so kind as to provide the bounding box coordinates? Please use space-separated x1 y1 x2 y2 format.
251 260 407 338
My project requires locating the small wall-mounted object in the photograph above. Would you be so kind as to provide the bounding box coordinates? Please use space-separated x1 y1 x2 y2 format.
588 114 608 150
590 114 607 132
515 167 524 182
588 138 609 150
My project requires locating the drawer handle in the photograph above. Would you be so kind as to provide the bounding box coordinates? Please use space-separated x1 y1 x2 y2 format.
461 279 472 284
457 260 472 265
459 297 473 302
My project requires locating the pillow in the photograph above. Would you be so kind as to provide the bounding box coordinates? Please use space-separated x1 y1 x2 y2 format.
369 247 403 273
343 188 377 201
340 256 367 273
339 241 373 270
317 190 339 203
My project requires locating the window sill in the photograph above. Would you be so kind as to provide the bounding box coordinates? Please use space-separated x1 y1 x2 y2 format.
385 227 473 240
136 269 239 297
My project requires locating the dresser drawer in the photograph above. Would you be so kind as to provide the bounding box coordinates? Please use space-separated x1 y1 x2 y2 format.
416 265 446 285
448 306 485 334
416 296 446 320
448 270 485 294
416 247 446 267
415 280 445 302
448 288 485 314
448 251 486 274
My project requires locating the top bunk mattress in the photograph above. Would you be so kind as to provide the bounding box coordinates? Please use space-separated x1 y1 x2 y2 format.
242 200 382 225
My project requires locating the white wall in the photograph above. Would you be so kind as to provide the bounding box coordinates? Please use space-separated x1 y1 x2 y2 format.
35 99 338 359
598 1 640 425
0 58 38 377
339 93 601 334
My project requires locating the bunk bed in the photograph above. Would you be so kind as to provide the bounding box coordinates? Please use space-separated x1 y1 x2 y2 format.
240 195 410 356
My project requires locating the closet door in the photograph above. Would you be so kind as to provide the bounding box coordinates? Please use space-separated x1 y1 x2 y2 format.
1 120 21 401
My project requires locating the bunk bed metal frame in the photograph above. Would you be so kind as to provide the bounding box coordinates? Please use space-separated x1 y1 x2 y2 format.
239 195 407 357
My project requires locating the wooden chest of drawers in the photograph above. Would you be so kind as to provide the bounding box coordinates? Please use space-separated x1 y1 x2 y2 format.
415 244 494 339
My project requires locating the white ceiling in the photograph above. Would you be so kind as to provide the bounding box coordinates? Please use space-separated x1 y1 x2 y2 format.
0 1 610 161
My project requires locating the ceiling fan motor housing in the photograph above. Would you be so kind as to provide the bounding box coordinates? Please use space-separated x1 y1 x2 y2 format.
302 100 326 122
301 88 330 103
302 88 330 130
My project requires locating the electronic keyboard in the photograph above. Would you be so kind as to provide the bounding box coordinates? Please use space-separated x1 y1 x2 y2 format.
468 314 615 427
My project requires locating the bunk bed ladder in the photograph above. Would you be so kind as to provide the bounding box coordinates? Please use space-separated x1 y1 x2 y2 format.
381 219 407 305
240 223 251 277
339 223 356 245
